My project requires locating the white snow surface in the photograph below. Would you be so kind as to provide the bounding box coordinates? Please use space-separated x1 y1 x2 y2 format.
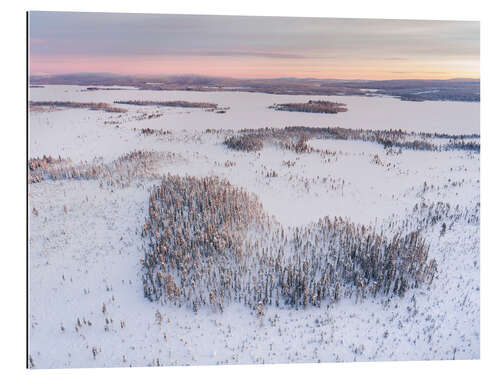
29 85 479 134
28 85 479 369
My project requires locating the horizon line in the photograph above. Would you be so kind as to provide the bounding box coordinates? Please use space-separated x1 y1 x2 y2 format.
28 72 480 82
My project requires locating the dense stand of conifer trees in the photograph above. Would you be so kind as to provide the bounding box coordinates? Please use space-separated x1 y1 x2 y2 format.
269 100 348 114
29 101 127 113
223 127 480 153
28 151 177 186
223 135 264 152
114 100 219 109
141 176 440 313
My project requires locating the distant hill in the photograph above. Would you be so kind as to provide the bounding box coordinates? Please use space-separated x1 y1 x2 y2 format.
29 74 480 102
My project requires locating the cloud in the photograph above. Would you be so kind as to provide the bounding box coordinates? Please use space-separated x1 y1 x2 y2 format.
28 12 479 79
390 71 447 75
192 51 307 59
29 37 47 45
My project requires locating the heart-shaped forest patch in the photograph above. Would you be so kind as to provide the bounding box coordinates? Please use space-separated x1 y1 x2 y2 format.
141 175 437 313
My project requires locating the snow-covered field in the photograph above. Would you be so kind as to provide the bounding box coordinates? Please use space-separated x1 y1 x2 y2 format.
28 85 480 369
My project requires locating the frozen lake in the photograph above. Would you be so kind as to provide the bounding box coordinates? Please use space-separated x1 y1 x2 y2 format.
29 85 479 134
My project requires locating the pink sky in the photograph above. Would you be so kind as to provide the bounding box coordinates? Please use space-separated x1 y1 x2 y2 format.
29 13 480 80
30 54 478 80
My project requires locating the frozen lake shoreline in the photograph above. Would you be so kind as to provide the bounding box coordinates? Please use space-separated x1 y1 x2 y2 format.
29 85 480 134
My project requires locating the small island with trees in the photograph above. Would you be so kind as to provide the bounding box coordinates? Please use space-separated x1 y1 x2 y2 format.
28 101 127 113
269 100 348 114
114 100 219 109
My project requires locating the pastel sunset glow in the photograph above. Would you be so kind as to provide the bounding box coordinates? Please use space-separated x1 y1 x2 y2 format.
28 12 479 80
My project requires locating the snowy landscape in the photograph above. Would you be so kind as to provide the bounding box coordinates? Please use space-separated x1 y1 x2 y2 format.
28 84 480 369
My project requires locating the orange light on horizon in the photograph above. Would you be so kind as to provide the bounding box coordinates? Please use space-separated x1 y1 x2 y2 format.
29 54 479 81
